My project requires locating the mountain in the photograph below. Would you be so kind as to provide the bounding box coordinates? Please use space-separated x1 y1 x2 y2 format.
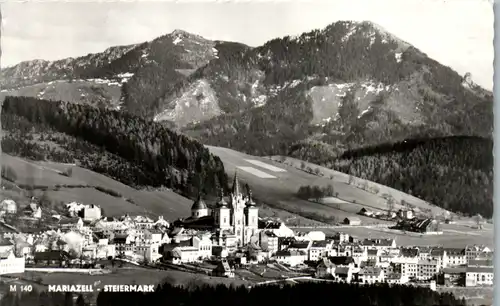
180 21 492 156
1 20 493 218
0 29 225 116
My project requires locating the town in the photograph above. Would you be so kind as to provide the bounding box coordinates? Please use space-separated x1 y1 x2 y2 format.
0 173 493 291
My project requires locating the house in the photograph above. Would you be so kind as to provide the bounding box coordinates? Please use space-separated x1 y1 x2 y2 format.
278 237 296 251
443 248 467 267
360 239 396 251
0 251 25 275
332 232 350 244
212 260 234 278
328 256 356 269
169 246 199 264
24 203 42 219
358 267 385 284
66 202 85 217
439 267 466 286
465 266 494 287
315 257 336 279
0 200 17 215
308 240 330 262
113 235 134 257
343 217 361 226
192 235 212 260
398 209 414 220
144 230 165 244
274 250 307 267
465 245 492 262
333 266 354 283
163 239 200 264
259 220 295 237
133 216 154 229
417 259 439 280
83 204 102 222
366 249 380 264
287 241 311 253
351 246 368 265
358 208 373 217
212 245 228 258
385 273 409 285
307 231 326 241
0 239 14 254
135 242 161 263
259 231 279 255
417 247 432 260
34 250 71 267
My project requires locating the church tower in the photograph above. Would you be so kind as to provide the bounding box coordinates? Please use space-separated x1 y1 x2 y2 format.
244 188 259 245
230 170 247 246
214 188 231 230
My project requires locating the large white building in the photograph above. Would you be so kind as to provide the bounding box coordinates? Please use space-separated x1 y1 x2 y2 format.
0 251 25 275
182 172 260 248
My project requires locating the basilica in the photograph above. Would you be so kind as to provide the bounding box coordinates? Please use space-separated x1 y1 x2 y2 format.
173 171 260 247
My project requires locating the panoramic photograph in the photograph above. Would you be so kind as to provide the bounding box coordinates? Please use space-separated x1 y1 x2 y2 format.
0 0 494 305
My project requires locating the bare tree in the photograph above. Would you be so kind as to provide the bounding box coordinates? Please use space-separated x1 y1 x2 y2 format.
387 196 395 214
475 214 483 229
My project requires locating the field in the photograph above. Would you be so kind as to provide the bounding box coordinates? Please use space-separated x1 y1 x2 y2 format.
293 222 494 248
206 146 449 224
2 154 192 220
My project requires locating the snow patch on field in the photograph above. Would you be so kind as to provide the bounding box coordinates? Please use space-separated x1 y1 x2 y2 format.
244 159 287 173
237 167 277 179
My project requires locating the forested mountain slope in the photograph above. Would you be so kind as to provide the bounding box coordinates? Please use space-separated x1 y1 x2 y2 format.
316 136 493 218
1 96 228 197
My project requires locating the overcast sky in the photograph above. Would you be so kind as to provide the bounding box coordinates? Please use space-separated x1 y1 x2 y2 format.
1 0 493 89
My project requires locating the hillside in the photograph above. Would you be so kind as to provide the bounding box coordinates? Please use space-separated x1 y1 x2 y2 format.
205 145 452 225
1 96 228 200
0 153 192 219
320 136 493 218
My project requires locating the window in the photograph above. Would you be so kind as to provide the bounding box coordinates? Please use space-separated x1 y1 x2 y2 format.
223 217 227 224
482 275 486 282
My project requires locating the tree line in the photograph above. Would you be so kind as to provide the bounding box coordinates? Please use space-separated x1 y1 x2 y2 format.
297 184 336 202
96 281 464 306
0 291 87 306
2 96 228 197
0 281 466 306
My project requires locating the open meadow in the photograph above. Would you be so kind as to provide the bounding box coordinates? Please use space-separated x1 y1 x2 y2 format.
294 222 494 248
2 154 192 220
206 146 451 225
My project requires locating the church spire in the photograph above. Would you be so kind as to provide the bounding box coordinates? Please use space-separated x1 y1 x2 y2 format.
231 170 241 196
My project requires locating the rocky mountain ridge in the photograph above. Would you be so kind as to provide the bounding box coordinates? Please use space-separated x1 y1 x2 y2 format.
1 21 492 156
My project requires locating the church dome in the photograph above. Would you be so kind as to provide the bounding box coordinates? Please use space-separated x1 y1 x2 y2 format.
246 190 256 207
191 194 208 210
216 188 228 207
217 197 228 207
